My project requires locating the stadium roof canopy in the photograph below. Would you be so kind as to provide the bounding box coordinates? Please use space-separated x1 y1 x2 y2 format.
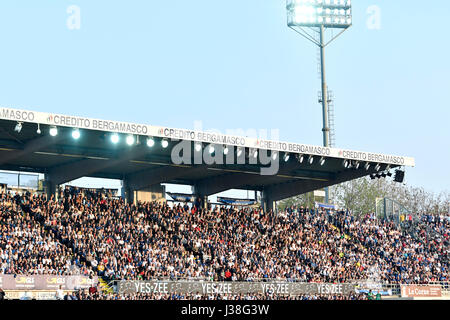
0 107 415 207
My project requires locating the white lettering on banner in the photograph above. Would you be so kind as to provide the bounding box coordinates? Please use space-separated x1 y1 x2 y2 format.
316 283 343 295
134 282 169 294
261 283 289 295
201 283 233 295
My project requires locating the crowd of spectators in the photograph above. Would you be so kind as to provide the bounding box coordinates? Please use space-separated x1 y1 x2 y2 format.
0 189 448 300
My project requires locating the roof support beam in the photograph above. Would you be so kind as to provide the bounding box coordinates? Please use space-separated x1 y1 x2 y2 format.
47 145 151 185
124 165 207 191
265 169 377 202
0 135 66 166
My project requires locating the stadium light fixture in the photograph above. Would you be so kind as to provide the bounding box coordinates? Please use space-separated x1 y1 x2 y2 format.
126 135 135 146
14 122 23 133
147 137 155 147
111 133 120 144
161 139 169 149
308 155 314 164
342 159 350 168
208 145 215 154
252 149 258 159
287 0 352 204
223 145 229 155
319 157 326 166
354 161 361 170
49 126 58 137
375 163 381 171
272 152 279 161
195 142 202 152
72 129 81 140
298 154 305 163
284 153 290 162
364 162 370 171
237 147 243 157
36 123 41 135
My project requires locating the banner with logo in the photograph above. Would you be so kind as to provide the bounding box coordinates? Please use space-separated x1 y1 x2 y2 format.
217 197 257 206
117 281 356 296
167 192 196 203
315 202 338 210
0 107 415 167
401 285 442 298
0 275 97 290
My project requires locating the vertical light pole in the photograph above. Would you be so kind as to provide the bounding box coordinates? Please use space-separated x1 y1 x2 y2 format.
286 0 352 203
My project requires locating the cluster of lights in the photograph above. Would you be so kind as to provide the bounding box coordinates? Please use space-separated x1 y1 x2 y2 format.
342 160 385 172
287 0 352 28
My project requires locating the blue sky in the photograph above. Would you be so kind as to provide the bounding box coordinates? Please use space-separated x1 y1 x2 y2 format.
0 1 449 195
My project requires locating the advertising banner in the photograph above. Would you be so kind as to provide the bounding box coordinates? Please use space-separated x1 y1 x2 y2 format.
401 285 442 298
0 275 98 290
117 281 356 296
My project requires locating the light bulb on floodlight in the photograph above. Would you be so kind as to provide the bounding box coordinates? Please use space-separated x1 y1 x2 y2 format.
126 135 135 146
308 155 314 164
252 149 258 158
111 133 119 144
284 153 290 162
147 137 155 147
208 145 215 154
195 143 202 152
320 157 326 166
36 124 41 135
72 129 80 140
237 147 243 157
365 162 370 171
49 127 58 137
272 152 278 161
223 146 229 155
14 122 23 133
342 159 349 168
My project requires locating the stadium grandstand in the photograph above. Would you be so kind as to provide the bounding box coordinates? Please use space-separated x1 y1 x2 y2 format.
0 107 448 301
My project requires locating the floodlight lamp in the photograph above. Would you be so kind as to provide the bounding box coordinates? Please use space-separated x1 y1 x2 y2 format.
111 133 120 144
14 122 23 133
36 124 41 135
308 155 314 164
223 145 229 155
342 159 349 168
298 154 305 163
126 135 135 146
237 147 243 157
286 0 352 29
208 145 215 154
161 139 169 149
272 152 278 161
72 129 81 140
195 143 202 152
49 126 58 137
252 149 258 159
320 157 326 166
147 137 155 147
284 153 290 162
364 162 370 171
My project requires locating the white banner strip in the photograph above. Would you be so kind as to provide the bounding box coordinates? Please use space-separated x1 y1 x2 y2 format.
0 107 415 167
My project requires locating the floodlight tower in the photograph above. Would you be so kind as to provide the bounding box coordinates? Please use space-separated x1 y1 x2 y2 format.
287 0 352 203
